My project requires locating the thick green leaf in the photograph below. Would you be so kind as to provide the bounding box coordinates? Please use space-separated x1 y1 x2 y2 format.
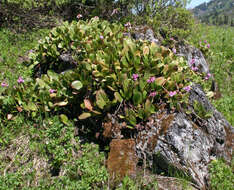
114 92 123 102
36 78 46 88
96 89 109 109
54 101 68 107
78 112 91 120
60 114 69 125
24 102 38 111
71 80 83 90
133 90 142 105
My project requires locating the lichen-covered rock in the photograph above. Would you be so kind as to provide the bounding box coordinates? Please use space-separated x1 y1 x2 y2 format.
135 84 233 189
129 27 161 45
177 44 210 75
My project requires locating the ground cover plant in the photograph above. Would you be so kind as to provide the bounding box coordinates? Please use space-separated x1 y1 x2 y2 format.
0 1 233 189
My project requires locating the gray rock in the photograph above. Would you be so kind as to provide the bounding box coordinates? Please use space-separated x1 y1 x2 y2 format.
145 29 160 44
177 45 210 75
135 84 233 189
126 27 160 45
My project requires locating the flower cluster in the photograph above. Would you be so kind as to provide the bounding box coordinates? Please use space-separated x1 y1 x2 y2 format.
147 76 155 83
149 91 156 97
1 76 24 88
132 74 139 81
17 76 24 84
49 89 56 94
205 73 211 80
191 66 198 71
1 82 8 87
183 85 191 92
169 91 177 97
190 58 195 65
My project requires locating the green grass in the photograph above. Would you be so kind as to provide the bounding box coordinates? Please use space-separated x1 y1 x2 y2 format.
0 28 49 83
188 24 234 125
0 28 50 147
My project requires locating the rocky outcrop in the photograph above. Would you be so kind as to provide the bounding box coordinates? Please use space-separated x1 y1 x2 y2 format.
104 85 233 189
128 27 161 45
177 44 210 75
135 84 233 189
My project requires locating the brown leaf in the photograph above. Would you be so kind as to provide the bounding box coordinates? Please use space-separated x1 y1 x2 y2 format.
84 99 93 111
155 77 166 86
16 106 23 112
50 93 56 98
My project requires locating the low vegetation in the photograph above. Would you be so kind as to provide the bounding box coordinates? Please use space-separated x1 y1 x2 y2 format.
0 0 233 189
188 24 233 124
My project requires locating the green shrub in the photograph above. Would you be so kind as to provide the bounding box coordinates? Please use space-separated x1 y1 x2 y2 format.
2 0 76 9
0 18 209 130
148 7 194 40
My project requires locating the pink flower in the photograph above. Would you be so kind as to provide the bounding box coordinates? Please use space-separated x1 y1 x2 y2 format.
77 14 82 19
1 82 8 87
207 44 210 48
170 37 174 41
124 22 131 27
49 89 56 94
191 66 198 71
205 73 211 80
17 76 24 84
150 76 155 82
100 35 104 40
190 59 195 65
183 85 191 92
204 40 207 43
169 91 177 97
132 74 139 81
111 9 118 16
93 16 99 19
172 48 176 54
149 91 157 97
147 76 156 83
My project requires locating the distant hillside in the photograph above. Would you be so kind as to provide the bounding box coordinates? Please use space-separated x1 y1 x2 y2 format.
192 0 234 26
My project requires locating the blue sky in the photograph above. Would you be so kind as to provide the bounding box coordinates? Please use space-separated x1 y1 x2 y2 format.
187 0 211 9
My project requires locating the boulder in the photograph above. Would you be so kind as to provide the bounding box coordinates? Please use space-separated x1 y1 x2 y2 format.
135 84 233 189
130 27 161 45
103 85 233 189
177 44 210 75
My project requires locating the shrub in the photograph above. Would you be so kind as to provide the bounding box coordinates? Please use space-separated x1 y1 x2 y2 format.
0 18 206 130
147 7 195 41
